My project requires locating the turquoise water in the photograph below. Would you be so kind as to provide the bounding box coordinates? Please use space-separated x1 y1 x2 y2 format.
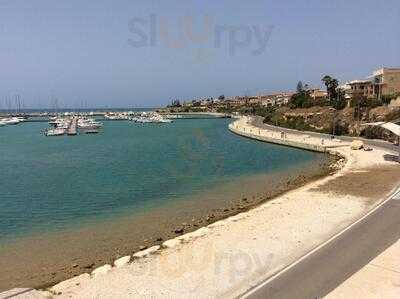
0 119 324 241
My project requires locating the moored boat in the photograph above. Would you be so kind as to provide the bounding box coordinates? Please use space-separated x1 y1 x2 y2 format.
45 128 66 136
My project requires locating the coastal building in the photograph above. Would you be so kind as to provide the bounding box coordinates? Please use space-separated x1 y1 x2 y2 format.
348 79 375 99
308 88 328 100
346 67 400 101
372 68 400 99
258 92 293 107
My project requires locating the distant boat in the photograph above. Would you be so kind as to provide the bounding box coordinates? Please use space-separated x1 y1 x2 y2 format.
129 112 173 123
77 118 103 129
45 128 66 136
4 117 21 125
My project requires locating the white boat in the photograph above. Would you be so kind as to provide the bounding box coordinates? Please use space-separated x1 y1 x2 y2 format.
78 118 103 129
4 117 21 125
130 112 173 123
104 113 128 120
0 120 7 126
45 128 66 136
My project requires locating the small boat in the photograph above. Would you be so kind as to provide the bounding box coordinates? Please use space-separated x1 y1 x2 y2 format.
78 118 103 129
130 112 173 123
4 117 21 125
45 128 66 136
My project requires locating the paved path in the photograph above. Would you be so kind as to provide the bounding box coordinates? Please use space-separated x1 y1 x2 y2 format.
242 181 400 299
252 117 399 153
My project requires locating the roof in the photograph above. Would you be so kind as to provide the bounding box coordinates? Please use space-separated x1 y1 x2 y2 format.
373 68 400 76
348 79 373 85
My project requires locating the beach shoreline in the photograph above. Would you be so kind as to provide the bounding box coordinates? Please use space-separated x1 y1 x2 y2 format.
2 117 399 298
0 126 335 292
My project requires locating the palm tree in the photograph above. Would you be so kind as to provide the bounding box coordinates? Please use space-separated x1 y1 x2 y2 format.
322 75 333 101
322 75 339 105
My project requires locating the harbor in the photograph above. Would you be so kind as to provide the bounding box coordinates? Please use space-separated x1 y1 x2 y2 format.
0 110 230 138
0 110 230 123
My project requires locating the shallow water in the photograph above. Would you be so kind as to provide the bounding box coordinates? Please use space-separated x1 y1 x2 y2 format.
0 118 326 241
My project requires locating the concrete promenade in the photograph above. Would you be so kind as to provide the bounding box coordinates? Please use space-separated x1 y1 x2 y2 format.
229 116 349 153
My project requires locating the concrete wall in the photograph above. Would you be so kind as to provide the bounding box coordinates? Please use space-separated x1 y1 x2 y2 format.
228 122 327 153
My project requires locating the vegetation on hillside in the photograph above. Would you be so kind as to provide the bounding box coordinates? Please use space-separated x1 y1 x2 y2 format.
257 75 400 141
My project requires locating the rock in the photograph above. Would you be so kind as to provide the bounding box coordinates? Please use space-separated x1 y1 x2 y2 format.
139 245 148 250
162 239 181 248
91 264 112 278
72 264 79 268
350 140 364 150
83 263 95 269
174 227 184 234
156 237 163 242
133 245 160 258
114 255 131 268
51 273 91 293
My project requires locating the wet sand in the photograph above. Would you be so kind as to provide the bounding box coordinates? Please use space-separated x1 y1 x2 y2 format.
0 156 335 292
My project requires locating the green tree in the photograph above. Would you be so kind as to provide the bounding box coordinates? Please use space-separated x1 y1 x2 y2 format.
296 81 304 94
322 75 339 102
289 81 313 109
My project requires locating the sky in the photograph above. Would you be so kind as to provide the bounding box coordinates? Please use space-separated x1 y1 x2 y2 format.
0 0 399 108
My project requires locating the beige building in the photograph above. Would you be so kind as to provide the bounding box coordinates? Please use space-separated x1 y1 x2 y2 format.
372 68 400 98
308 88 328 100
347 67 400 100
348 79 375 99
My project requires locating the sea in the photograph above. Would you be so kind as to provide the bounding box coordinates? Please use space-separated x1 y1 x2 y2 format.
0 117 327 242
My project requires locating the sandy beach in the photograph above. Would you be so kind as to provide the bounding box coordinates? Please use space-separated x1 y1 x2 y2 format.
18 117 396 299
0 147 332 292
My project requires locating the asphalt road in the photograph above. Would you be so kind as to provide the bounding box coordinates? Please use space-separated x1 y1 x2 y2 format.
242 189 400 299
